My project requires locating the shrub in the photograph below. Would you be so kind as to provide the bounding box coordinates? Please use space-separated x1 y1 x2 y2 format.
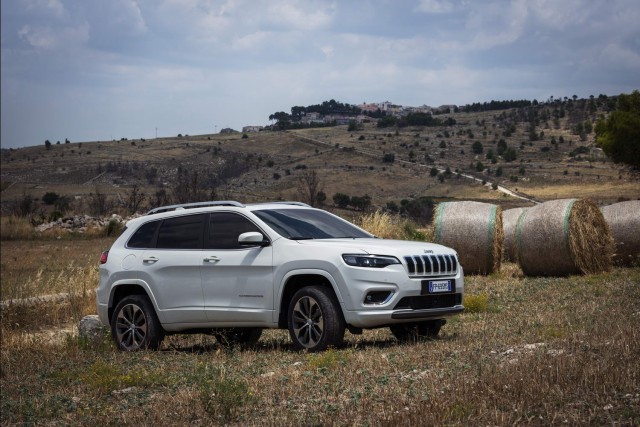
104 219 123 237
42 192 60 205
472 141 483 154
382 153 395 163
464 294 489 313
333 193 350 208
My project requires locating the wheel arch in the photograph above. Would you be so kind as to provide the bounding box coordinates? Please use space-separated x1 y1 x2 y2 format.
277 271 344 328
108 281 156 323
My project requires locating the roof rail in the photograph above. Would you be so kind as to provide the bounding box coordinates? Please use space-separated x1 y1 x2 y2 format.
250 201 311 207
147 200 244 215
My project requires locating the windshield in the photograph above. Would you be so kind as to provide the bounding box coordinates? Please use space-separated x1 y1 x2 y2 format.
253 209 372 240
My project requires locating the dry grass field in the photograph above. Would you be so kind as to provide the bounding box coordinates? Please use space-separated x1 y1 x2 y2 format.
1 101 639 425
1 232 639 426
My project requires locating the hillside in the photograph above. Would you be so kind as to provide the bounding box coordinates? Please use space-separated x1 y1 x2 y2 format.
1 100 638 221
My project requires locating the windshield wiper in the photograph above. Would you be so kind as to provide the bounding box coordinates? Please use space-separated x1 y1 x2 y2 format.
288 236 314 240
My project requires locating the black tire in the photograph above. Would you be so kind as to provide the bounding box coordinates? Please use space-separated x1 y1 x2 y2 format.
390 319 444 343
111 295 164 351
213 328 263 349
288 286 345 352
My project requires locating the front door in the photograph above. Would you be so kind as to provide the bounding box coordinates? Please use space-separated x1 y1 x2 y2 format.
201 212 274 323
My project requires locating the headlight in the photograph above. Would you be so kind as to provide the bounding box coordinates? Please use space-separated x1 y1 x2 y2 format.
342 254 400 268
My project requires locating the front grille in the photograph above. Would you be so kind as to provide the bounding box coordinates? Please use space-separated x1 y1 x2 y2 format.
394 294 462 310
404 254 458 277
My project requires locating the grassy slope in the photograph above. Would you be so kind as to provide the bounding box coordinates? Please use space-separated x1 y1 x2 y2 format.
2 105 638 213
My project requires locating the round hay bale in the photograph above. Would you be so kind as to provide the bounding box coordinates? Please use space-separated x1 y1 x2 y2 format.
502 207 528 262
601 200 640 266
433 201 503 275
516 199 613 276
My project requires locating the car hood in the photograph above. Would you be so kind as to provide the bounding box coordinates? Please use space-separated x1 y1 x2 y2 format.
292 238 457 257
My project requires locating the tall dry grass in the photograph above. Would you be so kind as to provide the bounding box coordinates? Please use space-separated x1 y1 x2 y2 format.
0 215 34 240
356 211 433 241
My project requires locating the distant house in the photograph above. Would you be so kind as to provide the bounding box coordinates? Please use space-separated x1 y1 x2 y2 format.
301 112 325 125
434 105 457 114
358 103 379 113
242 126 264 133
219 128 238 134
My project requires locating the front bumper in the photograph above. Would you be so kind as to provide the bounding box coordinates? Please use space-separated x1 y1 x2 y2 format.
335 262 465 328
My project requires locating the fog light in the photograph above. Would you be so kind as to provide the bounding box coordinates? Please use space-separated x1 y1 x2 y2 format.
364 291 393 305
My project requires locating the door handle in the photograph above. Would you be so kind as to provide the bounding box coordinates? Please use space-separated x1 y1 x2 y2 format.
143 256 159 264
204 256 220 263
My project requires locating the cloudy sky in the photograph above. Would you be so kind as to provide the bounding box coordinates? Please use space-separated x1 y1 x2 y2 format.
1 0 639 148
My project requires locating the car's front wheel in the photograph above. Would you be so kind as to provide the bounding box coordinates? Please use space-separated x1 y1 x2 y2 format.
390 319 445 342
111 295 164 351
288 286 345 352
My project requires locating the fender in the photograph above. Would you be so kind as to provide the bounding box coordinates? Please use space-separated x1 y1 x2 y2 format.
274 268 345 323
108 279 167 323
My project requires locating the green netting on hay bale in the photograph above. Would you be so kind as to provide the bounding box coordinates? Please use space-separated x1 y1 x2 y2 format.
433 201 503 275
502 207 528 262
516 199 613 276
601 200 640 266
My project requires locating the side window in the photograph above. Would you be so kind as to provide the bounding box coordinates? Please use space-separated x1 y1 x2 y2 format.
207 212 262 249
127 221 159 248
156 214 204 249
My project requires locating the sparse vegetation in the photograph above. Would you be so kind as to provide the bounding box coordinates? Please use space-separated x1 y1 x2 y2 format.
1 232 638 426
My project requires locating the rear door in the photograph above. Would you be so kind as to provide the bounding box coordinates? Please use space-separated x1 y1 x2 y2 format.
139 214 206 324
201 212 274 323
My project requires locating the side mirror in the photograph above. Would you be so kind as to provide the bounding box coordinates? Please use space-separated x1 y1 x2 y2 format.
238 232 269 247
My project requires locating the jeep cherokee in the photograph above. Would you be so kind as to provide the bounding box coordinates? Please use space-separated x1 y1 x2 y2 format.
96 201 464 352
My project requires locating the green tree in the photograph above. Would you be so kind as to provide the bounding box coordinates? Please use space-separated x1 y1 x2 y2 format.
596 90 640 166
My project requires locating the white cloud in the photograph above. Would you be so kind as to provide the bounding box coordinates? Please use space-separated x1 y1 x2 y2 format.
599 43 640 69
466 0 529 49
266 0 334 30
527 0 591 29
321 45 334 59
416 0 454 14
231 31 270 51
24 0 66 18
17 22 89 49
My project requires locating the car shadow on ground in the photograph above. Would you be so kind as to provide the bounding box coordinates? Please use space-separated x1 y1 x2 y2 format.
160 332 459 354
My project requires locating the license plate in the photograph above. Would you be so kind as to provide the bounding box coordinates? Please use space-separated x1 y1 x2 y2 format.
422 280 453 294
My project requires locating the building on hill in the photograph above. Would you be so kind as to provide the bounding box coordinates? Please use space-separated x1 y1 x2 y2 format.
219 128 238 134
242 125 264 133
301 112 325 125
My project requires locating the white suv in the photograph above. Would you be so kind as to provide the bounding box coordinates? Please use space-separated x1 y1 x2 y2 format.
96 201 464 352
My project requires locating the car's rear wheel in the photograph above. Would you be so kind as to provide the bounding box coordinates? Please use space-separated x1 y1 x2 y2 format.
390 319 445 342
111 295 164 351
213 328 263 348
288 286 345 352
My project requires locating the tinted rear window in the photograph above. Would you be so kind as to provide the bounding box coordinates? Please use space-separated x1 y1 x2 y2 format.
156 214 204 249
127 221 159 248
